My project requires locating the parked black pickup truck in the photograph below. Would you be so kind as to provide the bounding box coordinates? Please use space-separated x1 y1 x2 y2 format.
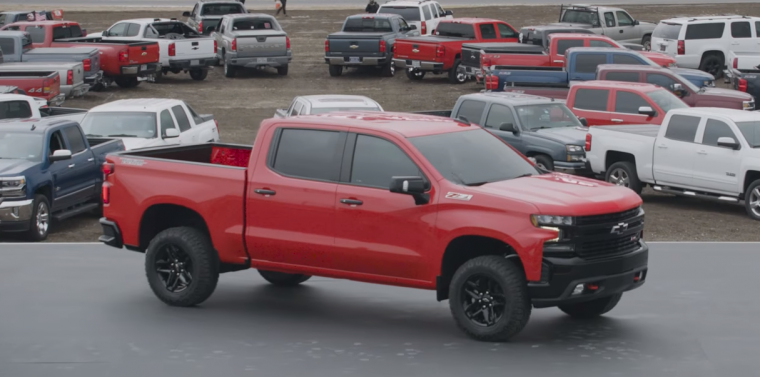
325 13 419 78
724 51 760 106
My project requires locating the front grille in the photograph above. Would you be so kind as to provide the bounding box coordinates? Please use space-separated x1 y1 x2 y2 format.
575 206 641 226
576 232 641 259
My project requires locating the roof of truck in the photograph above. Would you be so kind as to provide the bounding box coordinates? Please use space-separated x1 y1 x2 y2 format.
3 20 79 27
300 95 381 109
462 92 557 106
668 107 760 122
88 98 183 113
0 117 73 131
223 13 273 19
596 64 668 73
441 18 504 25
576 80 662 91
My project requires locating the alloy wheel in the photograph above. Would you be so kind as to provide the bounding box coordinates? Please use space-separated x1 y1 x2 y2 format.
750 188 760 217
36 202 49 236
460 274 507 327
608 168 630 187
155 244 194 293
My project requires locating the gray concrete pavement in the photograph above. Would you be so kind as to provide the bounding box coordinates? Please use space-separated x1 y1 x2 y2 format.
1 242 759 376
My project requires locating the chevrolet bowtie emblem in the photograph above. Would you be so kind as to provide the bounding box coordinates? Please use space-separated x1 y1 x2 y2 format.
141 52 147 56
350 45 358 49
412 48 419 53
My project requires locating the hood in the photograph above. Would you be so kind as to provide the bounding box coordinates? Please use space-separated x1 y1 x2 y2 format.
472 173 641 216
0 159 39 176
641 51 674 64
532 126 588 145
671 67 714 80
118 138 165 151
699 87 754 101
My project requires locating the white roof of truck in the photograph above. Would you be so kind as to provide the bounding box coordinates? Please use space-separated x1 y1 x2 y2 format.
88 98 184 113
380 0 437 7
669 107 760 122
301 95 381 109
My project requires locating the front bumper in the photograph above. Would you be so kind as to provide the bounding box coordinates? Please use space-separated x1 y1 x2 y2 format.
120 62 160 77
231 55 291 68
529 241 649 308
325 55 389 66
99 217 123 249
393 58 444 72
554 159 592 176
0 199 34 232
168 58 217 70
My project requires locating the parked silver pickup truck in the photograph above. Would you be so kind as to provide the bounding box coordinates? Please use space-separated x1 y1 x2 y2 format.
274 95 383 118
0 61 88 98
211 13 291 77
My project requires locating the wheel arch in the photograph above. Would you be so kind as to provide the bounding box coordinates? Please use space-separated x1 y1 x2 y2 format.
138 203 210 252
605 150 636 171
743 170 760 195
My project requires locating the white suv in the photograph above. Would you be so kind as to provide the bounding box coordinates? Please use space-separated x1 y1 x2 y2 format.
376 0 453 36
650 15 760 79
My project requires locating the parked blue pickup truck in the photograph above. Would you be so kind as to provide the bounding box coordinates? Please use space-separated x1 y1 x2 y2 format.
486 47 714 91
0 118 124 241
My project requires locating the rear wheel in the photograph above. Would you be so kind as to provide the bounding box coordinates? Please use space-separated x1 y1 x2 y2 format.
641 35 651 51
223 58 236 78
605 161 642 194
698 53 724 79
381 61 395 77
189 69 208 81
558 293 622 318
258 270 311 286
448 59 467 84
405 68 425 80
114 77 139 88
328 64 342 77
277 64 289 76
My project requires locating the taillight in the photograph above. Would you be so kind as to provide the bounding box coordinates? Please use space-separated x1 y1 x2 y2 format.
66 70 73 85
213 39 217 53
435 45 444 59
738 78 747 92
324 39 328 52
169 42 176 56
102 162 115 176
286 36 290 49
733 57 738 69
102 182 110 204
677 40 684 55
118 49 128 63
379 40 386 53
421 21 427 34
230 39 236 52
213 119 219 133
82 58 91 71
197 20 203 33
485 75 498 91
584 133 592 152
42 78 51 94
481 54 492 69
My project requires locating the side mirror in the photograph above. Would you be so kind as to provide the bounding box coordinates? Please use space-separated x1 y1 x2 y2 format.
409 25 417 30
102 30 110 37
444 10 453 16
633 20 640 26
672 83 686 97
207 26 215 32
638 106 656 117
389 176 429 205
164 128 180 138
499 122 518 134
717 136 740 150
49 149 72 162
578 117 588 127
457 115 470 124
182 11 191 17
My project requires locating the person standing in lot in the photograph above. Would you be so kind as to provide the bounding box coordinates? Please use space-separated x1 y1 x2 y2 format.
366 0 379 13
276 0 287 17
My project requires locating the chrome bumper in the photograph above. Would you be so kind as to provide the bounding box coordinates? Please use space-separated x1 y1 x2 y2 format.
393 59 443 71
0 199 34 227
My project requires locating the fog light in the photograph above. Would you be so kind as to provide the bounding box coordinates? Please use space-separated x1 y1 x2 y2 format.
571 284 584 296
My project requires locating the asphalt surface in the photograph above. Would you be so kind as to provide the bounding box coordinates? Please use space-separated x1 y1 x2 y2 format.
1 242 758 376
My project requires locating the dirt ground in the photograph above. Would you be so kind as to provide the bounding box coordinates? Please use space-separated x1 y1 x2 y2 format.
2 3 760 243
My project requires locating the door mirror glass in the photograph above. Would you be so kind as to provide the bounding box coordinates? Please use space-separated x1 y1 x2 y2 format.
409 24 417 30
499 122 517 133
578 117 588 127
182 11 191 17
445 10 453 16
389 176 429 205
638 106 656 117
716 136 740 150
49 149 72 162
164 128 180 138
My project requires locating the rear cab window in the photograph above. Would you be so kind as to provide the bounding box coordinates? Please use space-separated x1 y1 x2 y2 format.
664 114 700 142
343 18 393 32
378 7 421 22
436 22 475 38
556 38 584 55
561 9 601 27
200 3 245 16
233 18 279 31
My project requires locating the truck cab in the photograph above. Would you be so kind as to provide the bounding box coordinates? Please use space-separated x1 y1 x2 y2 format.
184 0 247 35
549 4 656 48
274 94 383 118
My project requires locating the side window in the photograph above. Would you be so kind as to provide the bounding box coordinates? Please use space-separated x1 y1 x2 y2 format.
0 37 15 55
646 73 678 91
589 40 615 48
171 105 192 132
62 126 86 154
685 23 725 40
185 104 205 124
52 26 68 40
575 53 607 73
159 110 175 136
435 4 445 17
350 135 422 189
69 25 83 38
107 23 129 37
0 100 32 119
456 100 486 124
573 89 609 111
702 119 737 147
484 104 516 129
556 39 584 55
49 131 65 154
398 18 410 31
496 23 517 38
292 102 303 116
756 21 760 37
614 91 651 114
144 26 159 38
605 71 640 82
664 114 700 142
272 129 343 181
429 4 438 19
191 4 199 16
612 54 645 65
479 24 497 39
616 11 634 27
422 5 431 21
604 12 616 27
731 21 751 38
126 23 141 37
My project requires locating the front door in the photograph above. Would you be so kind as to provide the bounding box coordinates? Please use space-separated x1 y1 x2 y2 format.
483 103 525 153
158 109 180 146
692 118 743 194
652 113 701 188
611 89 658 125
615 11 638 43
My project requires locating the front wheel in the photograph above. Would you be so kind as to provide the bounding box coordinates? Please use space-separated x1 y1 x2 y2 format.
258 270 311 286
744 179 760 221
189 69 208 81
145 227 219 307
558 293 622 318
605 161 642 194
449 256 531 342
533 155 554 171
24 195 50 242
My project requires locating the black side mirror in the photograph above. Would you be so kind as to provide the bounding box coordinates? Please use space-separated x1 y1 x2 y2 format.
409 25 417 30
579 117 588 127
499 122 518 134
633 20 640 26
183 11 191 17
389 176 429 205
445 10 453 16
102 30 110 37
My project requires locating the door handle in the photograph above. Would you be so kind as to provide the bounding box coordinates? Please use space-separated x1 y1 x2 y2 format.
68 163 75 168
552 60 564 63
339 198 363 206
619 30 624 33
253 189 276 196
611 118 623 122
87 158 94 162
657 144 667 149
697 150 707 155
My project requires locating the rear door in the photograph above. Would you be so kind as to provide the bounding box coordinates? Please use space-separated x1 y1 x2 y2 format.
170 104 200 144
652 113 700 188
611 89 658 124
60 125 98 205
47 129 77 211
729 20 754 53
692 118 742 194
569 87 612 125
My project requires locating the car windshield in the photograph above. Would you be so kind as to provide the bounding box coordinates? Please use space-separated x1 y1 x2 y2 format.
201 4 245 16
309 107 382 114
736 121 760 148
561 10 600 26
515 103 584 130
645 89 688 113
409 128 539 186
378 6 420 22
80 112 157 139
0 131 43 161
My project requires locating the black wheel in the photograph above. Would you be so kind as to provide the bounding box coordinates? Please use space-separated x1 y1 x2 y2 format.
189 69 208 81
277 64 289 76
223 58 236 78
405 68 425 80
698 53 724 79
258 270 311 286
449 256 531 342
533 155 554 171
744 179 760 221
90 83 104 92
24 195 50 242
558 293 622 318
641 35 651 51
328 64 342 77
448 59 467 84
114 77 139 88
381 61 395 77
145 227 219 307
605 161 642 194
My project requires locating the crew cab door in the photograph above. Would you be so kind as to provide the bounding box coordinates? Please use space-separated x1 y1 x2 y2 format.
692 118 743 194
333 132 438 281
652 113 700 188
60 125 98 204
614 11 639 43
170 104 200 144
610 89 659 125
568 87 612 126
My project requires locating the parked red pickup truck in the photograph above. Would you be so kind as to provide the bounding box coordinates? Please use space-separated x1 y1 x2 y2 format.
2 21 160 88
0 70 64 106
393 18 519 83
99 112 649 342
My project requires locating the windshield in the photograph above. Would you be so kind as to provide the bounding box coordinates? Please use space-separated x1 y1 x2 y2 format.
561 10 600 26
436 22 475 38
736 121 760 148
309 107 382 114
200 4 245 16
515 103 584 130
409 129 539 186
645 89 688 113
0 131 43 161
80 112 157 138
378 6 420 22
653 22 682 40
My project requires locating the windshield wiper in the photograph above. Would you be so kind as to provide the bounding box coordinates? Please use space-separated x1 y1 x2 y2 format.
106 134 139 137
85 133 103 137
463 181 490 186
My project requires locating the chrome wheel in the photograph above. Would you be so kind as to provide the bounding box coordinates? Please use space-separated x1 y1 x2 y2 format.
155 244 194 293
36 202 49 236
390 63 395 75
750 187 760 217
461 274 506 327
456 71 467 82
608 168 630 187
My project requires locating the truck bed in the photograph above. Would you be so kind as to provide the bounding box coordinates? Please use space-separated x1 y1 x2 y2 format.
122 143 253 168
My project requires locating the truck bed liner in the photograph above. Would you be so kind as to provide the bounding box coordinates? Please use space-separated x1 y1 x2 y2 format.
120 143 252 168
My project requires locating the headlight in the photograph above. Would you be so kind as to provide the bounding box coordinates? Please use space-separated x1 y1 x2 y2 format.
743 100 754 110
0 176 26 198
566 145 583 153
704 80 714 87
668 62 677 67
531 214 574 227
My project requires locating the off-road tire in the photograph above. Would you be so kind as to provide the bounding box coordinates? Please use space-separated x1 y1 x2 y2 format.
558 293 623 318
258 270 312 286
605 161 642 194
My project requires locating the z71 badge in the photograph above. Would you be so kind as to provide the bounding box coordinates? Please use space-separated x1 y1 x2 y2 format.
445 192 472 201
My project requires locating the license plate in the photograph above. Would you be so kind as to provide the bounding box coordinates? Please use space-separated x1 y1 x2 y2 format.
257 57 268 63
412 60 421 68
348 57 360 64
660 45 666 51
191 59 199 66
140 64 147 70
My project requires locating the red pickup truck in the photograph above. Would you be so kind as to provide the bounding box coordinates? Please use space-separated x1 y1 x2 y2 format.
393 18 519 83
0 70 64 106
1 21 160 88
99 112 649 342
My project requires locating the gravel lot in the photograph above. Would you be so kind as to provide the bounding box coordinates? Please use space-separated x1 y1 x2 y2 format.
2 4 760 243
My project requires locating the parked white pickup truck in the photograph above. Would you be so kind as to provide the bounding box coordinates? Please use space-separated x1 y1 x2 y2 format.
274 95 383 118
78 98 219 150
586 107 760 220
96 18 217 81
0 93 87 122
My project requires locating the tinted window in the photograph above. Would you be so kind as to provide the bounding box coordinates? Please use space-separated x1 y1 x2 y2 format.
573 88 609 111
757 22 760 37
69 25 83 38
350 135 422 189
49 131 65 153
479 24 497 39
422 4 431 20
292 102 303 115
107 23 129 37
575 53 607 73
126 23 141 37
497 23 517 38
653 22 682 39
185 104 204 124
52 26 68 40
612 54 644 65
685 23 725 40
272 129 343 181
614 91 651 114
233 18 280 31
436 22 475 38
731 21 751 38
484 104 515 129
702 119 736 147
0 37 15 55
435 4 445 17
604 12 615 27
664 114 700 142
556 39 584 55
343 18 392 32
25 26 46 43
589 40 615 48
616 11 634 27
562 10 600 26
0 100 32 119
63 126 86 154
428 5 437 19
604 71 639 82
171 105 192 132
646 73 678 90
456 100 486 124
378 6 420 22
200 4 245 16
159 110 175 135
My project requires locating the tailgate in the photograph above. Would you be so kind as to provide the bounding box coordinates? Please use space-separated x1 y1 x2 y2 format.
651 22 682 57
86 50 101 77
328 33 384 54
236 31 288 58
173 38 216 60
394 39 440 61
127 42 160 65
493 68 567 87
